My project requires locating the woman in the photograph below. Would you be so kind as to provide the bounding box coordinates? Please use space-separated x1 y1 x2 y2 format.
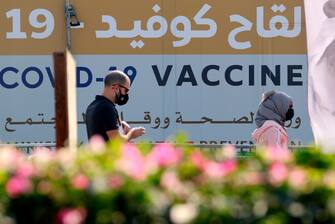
252 91 294 148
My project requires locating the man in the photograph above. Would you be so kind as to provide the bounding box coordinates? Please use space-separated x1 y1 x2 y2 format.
305 0 335 148
85 70 145 142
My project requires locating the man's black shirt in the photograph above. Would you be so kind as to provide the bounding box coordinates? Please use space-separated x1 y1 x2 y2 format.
85 95 119 142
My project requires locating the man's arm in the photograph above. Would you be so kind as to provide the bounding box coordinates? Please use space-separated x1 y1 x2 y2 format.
106 127 145 142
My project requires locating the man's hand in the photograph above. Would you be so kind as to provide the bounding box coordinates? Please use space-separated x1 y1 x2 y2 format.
107 126 145 142
324 0 335 18
129 127 145 140
121 121 131 134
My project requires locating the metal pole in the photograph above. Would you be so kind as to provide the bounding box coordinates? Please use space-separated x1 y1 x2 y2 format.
65 0 71 50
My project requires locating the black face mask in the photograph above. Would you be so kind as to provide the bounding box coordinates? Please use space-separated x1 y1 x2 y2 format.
116 90 129 105
285 108 294 121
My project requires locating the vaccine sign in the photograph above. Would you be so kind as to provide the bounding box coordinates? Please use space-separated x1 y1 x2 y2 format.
0 0 313 146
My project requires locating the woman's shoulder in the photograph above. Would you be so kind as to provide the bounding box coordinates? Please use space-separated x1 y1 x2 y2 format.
262 120 287 135
252 120 287 136
252 120 288 146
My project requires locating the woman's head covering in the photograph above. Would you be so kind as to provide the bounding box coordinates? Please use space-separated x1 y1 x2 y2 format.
255 91 293 128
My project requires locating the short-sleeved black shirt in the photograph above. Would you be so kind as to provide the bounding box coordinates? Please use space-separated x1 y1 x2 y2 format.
85 95 119 141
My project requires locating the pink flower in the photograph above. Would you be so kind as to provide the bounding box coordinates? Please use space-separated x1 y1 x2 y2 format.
71 174 90 190
117 144 147 181
57 208 86 224
89 135 105 153
16 161 36 178
33 147 56 155
264 146 292 163
268 162 288 186
289 168 307 189
147 143 182 168
0 147 22 171
220 160 237 174
203 160 237 179
31 148 56 165
6 176 32 198
204 161 223 179
108 175 124 189
160 171 186 195
190 151 207 170
222 145 236 159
